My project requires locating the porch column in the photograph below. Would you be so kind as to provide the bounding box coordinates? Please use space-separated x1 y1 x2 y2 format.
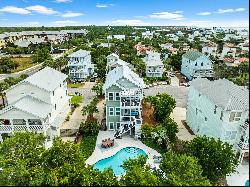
9 119 14 131
0 134 3 143
25 119 30 131
41 120 46 137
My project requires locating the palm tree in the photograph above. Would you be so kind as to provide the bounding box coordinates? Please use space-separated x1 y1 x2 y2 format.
0 82 9 108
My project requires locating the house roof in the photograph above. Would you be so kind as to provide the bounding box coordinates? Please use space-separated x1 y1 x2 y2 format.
190 78 249 111
0 95 53 119
103 65 145 90
67 49 90 58
23 67 67 92
182 50 204 61
107 53 119 59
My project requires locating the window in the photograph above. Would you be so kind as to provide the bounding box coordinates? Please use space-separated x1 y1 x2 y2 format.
116 122 120 130
225 131 237 140
66 90 68 95
115 107 120 116
199 93 201 97
196 108 198 115
115 92 120 101
205 117 207 121
108 92 114 101
220 111 223 120
229 112 242 122
214 105 217 114
60 84 61 87
109 107 114 116
55 104 56 110
195 62 197 66
109 122 114 130
52 91 54 96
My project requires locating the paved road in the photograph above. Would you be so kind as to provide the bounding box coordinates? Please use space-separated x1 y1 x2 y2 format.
0 63 43 82
144 84 188 108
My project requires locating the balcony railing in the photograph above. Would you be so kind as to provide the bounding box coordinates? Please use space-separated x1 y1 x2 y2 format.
238 141 249 150
240 121 249 131
0 125 49 133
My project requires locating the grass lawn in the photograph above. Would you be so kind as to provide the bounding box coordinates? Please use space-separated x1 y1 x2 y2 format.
142 138 167 155
71 95 82 104
67 83 85 88
80 134 98 160
11 57 37 73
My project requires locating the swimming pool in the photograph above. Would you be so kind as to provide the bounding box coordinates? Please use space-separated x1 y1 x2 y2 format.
94 147 147 176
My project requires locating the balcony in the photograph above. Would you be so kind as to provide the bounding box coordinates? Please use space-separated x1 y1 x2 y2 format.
238 141 249 150
121 98 141 108
0 124 49 133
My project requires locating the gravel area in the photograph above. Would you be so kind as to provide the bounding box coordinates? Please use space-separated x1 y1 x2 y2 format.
144 85 188 108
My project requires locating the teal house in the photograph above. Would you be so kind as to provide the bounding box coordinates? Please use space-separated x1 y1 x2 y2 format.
181 51 214 80
103 55 145 139
186 78 249 163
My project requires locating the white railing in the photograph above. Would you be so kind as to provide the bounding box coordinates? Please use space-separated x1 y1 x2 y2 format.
238 141 249 150
0 125 49 133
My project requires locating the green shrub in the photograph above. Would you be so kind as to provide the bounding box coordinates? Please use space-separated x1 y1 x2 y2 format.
79 119 99 136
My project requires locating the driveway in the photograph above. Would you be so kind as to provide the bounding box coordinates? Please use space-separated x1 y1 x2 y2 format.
144 85 188 108
61 82 97 130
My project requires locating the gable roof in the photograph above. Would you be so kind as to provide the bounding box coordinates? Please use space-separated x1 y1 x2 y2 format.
24 67 67 92
0 95 53 119
67 49 90 58
103 65 145 91
183 51 204 61
190 78 249 111
107 53 119 59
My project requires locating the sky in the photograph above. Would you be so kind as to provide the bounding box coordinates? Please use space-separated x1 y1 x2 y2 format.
0 0 249 27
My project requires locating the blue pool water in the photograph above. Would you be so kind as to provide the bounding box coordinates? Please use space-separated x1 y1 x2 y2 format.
94 147 147 176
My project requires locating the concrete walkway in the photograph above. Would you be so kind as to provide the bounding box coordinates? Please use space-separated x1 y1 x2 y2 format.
86 131 161 169
60 82 96 130
226 160 249 186
170 107 196 141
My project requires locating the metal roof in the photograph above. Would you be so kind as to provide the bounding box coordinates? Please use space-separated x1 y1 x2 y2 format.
182 50 204 61
190 78 249 111
67 49 91 58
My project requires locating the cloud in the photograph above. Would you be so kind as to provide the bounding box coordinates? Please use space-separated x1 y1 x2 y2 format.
235 8 246 12
61 11 84 17
173 11 183 14
53 20 79 26
216 8 246 14
0 6 31 14
109 19 151 26
26 5 58 15
197 12 211 16
148 11 184 20
54 0 72 3
96 3 114 8
0 18 8 21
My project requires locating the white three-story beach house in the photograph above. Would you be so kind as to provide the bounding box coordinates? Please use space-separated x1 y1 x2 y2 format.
143 52 165 78
67 49 95 81
0 67 70 143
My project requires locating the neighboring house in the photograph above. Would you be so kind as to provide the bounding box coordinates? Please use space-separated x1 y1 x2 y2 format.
160 43 173 50
143 52 165 77
0 67 70 143
0 34 7 49
202 42 218 57
221 43 237 59
106 53 129 73
103 62 145 139
67 49 95 81
113 35 126 40
181 50 214 80
186 78 249 163
134 43 153 55
168 47 178 55
223 57 236 67
142 31 154 39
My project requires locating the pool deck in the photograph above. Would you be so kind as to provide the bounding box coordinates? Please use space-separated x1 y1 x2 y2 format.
85 131 161 169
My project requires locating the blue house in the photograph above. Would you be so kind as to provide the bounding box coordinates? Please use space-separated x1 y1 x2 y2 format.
186 78 249 163
181 51 214 80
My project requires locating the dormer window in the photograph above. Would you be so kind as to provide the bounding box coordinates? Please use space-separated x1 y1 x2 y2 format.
195 62 197 66
52 91 54 96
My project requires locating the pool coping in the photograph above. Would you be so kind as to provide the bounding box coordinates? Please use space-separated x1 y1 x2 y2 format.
85 131 161 170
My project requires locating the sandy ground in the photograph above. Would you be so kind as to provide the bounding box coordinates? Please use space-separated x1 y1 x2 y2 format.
170 107 196 141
